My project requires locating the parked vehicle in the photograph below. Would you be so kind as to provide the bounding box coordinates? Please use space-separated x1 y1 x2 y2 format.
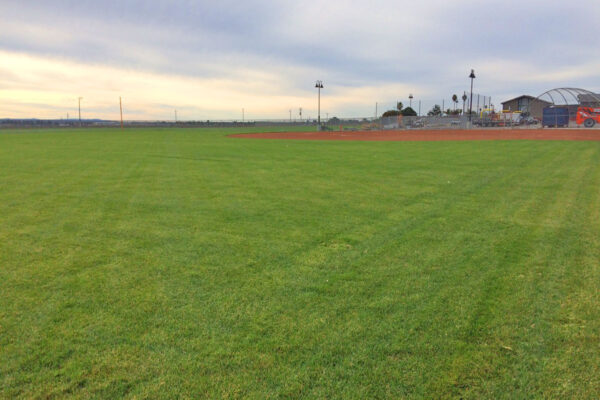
520 115 539 125
576 106 600 128
473 109 521 127
542 107 569 128
412 119 425 128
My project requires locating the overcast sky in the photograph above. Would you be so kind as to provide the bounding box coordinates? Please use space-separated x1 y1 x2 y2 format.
1 0 599 120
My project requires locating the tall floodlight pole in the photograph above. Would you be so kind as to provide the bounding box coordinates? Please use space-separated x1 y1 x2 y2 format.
289 109 292 122
78 97 83 127
315 80 323 130
409 93 413 108
242 108 245 122
469 69 476 123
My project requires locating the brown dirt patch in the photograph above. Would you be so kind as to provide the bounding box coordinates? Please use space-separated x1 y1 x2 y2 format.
230 129 600 142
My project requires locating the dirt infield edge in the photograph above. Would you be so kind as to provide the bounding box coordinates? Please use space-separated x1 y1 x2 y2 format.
229 128 600 142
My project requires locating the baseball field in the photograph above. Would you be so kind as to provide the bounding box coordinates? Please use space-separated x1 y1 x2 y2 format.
1 127 599 398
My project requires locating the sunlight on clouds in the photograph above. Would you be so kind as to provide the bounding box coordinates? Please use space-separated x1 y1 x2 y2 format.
0 50 425 120
0 50 303 120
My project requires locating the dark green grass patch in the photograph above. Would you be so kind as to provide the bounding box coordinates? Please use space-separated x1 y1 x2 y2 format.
1 127 599 398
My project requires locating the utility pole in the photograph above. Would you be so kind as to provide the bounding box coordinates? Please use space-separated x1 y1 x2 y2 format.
289 109 292 123
418 100 421 117
375 102 378 120
78 97 83 127
242 108 245 122
299 107 302 122
119 97 124 129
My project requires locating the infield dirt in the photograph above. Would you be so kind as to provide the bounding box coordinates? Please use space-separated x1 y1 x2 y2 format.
231 128 600 142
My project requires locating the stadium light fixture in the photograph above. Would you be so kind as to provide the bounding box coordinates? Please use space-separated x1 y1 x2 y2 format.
315 80 324 130
469 69 476 123
409 93 413 108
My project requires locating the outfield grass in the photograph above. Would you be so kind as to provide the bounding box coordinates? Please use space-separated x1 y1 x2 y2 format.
1 127 599 399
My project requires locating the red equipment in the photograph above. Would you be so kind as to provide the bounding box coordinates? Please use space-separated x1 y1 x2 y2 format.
576 107 600 128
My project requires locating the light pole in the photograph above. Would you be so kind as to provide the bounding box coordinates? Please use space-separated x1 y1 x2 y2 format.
78 97 83 127
469 69 476 123
409 93 413 109
315 80 323 130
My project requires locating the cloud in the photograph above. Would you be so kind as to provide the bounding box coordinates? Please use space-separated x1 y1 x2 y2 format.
1 0 599 119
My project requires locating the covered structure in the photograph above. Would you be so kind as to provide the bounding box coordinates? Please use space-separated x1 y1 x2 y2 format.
536 88 600 106
532 88 600 121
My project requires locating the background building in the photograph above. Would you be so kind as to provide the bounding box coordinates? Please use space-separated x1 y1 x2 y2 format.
501 95 551 118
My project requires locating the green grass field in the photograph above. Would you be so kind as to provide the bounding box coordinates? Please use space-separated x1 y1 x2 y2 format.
1 127 599 399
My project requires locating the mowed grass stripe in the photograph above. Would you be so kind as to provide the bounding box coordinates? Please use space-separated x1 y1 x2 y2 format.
268 142 596 396
0 128 599 398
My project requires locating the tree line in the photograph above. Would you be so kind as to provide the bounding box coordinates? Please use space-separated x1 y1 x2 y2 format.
381 102 418 117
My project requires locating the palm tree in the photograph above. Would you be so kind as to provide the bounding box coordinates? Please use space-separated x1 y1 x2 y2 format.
462 92 468 114
396 101 403 112
452 94 458 111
